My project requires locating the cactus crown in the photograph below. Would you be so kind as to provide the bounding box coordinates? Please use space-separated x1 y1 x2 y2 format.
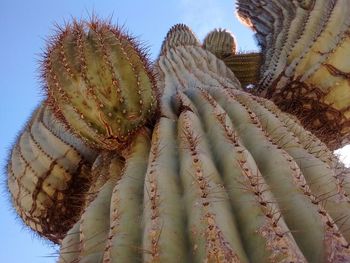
160 23 200 55
203 28 237 59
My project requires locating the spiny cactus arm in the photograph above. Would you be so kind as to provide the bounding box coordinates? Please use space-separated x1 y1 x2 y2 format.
7 102 98 243
202 29 262 88
236 0 350 149
178 92 305 262
195 87 350 262
43 19 157 150
58 222 80 263
202 28 236 59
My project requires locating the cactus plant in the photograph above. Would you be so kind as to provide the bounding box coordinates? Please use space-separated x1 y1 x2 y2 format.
6 2 350 263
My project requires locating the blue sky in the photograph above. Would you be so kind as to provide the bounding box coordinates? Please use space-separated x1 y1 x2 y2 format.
1 1 349 263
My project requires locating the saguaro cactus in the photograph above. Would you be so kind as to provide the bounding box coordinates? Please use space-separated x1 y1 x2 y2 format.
6 2 350 263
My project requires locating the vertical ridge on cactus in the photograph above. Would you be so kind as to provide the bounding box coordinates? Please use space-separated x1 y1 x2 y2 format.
236 0 350 150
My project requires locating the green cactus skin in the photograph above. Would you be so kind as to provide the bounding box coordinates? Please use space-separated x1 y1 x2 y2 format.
237 0 350 150
6 101 98 243
42 20 158 150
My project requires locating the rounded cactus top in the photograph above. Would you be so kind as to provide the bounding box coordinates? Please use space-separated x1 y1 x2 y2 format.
160 24 200 55
203 28 237 59
42 19 158 150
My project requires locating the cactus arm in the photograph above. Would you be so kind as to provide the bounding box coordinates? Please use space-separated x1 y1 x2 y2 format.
57 222 81 263
7 102 97 243
159 24 201 56
103 131 151 262
203 28 236 59
185 87 305 262
43 21 157 150
206 86 350 262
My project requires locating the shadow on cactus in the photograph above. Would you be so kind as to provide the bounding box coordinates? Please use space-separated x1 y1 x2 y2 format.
6 3 350 263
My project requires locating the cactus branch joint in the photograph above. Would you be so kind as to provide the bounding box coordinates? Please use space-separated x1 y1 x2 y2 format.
6 1 350 262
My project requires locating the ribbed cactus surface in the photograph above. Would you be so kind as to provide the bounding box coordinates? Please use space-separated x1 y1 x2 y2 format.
236 0 350 150
7 102 98 243
6 5 350 263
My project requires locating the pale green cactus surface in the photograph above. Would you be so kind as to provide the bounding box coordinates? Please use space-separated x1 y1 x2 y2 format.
6 1 350 263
